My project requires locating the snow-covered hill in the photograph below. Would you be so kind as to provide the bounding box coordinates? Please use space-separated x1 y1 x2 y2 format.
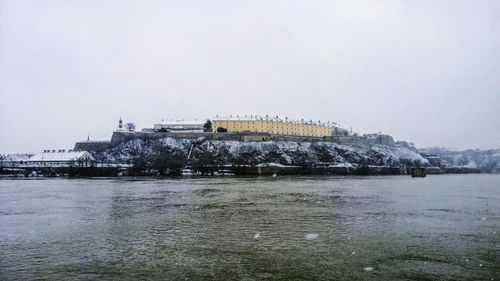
93 137 428 168
420 147 500 173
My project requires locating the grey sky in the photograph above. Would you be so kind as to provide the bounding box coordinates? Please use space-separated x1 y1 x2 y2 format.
1 0 499 153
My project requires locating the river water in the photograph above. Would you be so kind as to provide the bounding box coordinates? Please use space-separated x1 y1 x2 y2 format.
0 175 498 280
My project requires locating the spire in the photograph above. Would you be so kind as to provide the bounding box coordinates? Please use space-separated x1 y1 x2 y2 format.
87 135 90 141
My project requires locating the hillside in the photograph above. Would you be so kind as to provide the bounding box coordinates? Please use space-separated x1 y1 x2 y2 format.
92 137 428 175
420 147 500 173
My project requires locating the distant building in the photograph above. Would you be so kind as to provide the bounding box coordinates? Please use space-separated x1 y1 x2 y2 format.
153 120 205 133
212 115 336 137
0 153 32 164
1 150 94 168
363 134 395 146
74 140 111 152
421 153 442 167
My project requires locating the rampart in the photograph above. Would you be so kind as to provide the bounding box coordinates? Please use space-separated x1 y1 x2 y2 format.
108 131 334 145
74 141 111 152
75 131 416 152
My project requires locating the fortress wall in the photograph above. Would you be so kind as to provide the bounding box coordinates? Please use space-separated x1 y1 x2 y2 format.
87 131 410 152
74 141 111 152
268 135 331 142
110 131 211 146
109 131 334 146
110 131 376 146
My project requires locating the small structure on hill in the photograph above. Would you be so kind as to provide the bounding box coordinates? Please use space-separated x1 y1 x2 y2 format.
117 117 124 131
153 120 205 133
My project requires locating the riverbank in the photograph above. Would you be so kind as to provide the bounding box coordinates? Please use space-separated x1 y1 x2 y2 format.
0 165 482 178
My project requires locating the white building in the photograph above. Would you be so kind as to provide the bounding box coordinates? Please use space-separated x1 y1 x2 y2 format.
153 119 205 133
1 150 94 168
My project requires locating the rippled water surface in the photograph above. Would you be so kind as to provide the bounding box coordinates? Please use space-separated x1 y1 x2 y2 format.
0 175 499 280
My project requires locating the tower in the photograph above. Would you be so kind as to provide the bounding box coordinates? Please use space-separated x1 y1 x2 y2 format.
118 117 123 131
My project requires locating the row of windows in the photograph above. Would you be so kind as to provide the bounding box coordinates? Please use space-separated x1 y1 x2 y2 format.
215 122 331 128
213 122 334 137
214 122 332 130
215 124 333 131
220 123 329 128
216 124 333 132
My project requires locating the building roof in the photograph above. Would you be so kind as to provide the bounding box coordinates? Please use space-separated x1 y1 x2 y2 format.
28 151 93 162
75 140 110 144
156 119 205 125
2 154 32 161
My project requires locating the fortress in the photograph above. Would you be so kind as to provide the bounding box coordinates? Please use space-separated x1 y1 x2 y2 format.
211 115 336 137
73 115 344 152
3 116 488 176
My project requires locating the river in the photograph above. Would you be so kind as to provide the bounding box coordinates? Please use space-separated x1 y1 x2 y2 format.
0 175 498 280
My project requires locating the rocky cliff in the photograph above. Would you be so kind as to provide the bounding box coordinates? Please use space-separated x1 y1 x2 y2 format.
93 137 428 170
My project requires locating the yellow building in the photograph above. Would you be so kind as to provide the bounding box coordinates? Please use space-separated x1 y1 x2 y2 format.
212 115 336 137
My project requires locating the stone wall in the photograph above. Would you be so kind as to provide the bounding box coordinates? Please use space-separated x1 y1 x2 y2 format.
110 131 211 146
108 131 328 145
242 134 270 142
74 141 111 152
79 131 418 154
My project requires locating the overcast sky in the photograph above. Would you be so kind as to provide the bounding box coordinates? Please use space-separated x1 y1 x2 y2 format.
0 0 499 153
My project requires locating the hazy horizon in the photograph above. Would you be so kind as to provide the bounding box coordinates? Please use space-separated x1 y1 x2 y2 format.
1 0 499 154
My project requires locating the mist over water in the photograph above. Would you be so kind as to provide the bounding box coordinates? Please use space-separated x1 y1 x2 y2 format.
0 175 499 280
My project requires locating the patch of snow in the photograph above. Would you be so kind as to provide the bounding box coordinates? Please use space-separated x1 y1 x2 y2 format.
328 163 354 168
462 162 478 168
305 233 318 240
29 151 92 161
256 163 287 168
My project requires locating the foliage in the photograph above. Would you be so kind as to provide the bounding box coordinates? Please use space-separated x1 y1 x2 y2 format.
126 144 187 176
260 149 288 165
230 150 259 167
216 127 228 133
290 149 314 168
150 146 186 176
191 150 218 175
203 120 213 132
311 144 334 162
125 122 136 132
130 156 151 175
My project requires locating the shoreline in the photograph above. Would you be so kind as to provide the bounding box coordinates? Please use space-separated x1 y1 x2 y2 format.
0 165 483 178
